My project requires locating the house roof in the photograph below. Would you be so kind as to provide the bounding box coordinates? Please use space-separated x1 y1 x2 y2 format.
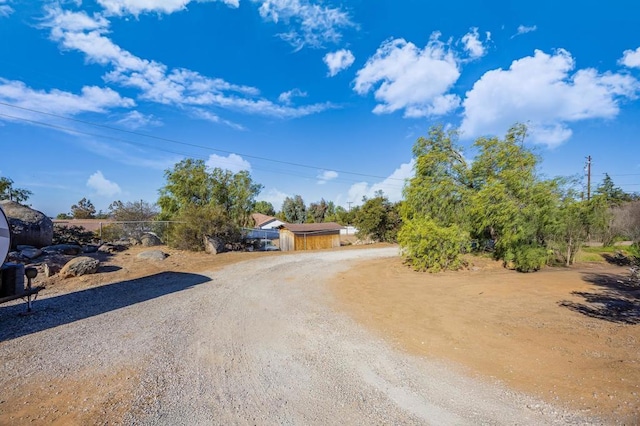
251 213 278 228
278 222 343 234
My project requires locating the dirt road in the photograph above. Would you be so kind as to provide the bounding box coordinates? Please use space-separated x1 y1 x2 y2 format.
0 248 592 424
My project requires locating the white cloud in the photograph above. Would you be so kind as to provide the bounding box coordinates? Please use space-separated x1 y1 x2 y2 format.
116 111 162 129
87 170 122 197
254 0 355 50
513 25 537 38
0 78 134 124
0 0 13 17
460 49 639 146
354 35 461 118
620 47 640 69
260 187 289 210
461 28 487 59
278 88 307 104
191 108 245 130
41 6 333 120
98 0 238 16
346 160 413 204
206 153 252 173
317 170 338 184
324 49 355 76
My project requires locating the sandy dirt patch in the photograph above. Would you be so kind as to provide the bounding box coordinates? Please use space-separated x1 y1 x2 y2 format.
329 255 640 423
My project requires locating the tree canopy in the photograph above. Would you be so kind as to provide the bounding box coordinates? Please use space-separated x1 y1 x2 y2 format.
158 159 262 250
0 176 32 204
399 123 607 272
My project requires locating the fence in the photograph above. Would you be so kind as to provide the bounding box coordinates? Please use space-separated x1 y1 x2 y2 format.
53 220 181 245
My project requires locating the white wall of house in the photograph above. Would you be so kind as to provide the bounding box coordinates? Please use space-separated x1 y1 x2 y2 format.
260 219 285 230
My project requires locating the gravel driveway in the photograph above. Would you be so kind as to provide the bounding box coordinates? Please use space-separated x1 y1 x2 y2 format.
0 247 592 425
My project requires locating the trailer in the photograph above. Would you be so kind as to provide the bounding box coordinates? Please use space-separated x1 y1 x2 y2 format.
0 205 43 312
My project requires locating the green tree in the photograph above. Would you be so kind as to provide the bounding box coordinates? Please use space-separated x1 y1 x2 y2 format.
469 124 557 271
281 195 307 223
254 201 276 216
108 200 159 221
158 159 262 250
354 192 401 242
0 177 32 204
400 125 471 271
71 198 97 219
308 198 330 223
595 173 633 206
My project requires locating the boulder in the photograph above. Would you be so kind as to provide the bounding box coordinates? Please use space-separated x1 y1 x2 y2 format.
60 256 100 278
20 247 43 259
204 236 225 255
98 243 127 253
82 245 99 253
137 250 168 261
42 244 82 255
140 232 162 247
0 200 53 248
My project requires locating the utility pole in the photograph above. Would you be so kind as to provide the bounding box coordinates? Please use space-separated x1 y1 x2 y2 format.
347 201 353 212
586 155 592 201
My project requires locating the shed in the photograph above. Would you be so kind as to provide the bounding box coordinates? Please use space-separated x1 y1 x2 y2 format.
278 223 342 252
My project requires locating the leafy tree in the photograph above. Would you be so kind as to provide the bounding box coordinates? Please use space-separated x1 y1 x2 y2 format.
400 125 471 271
326 205 357 225
71 198 96 219
354 192 401 242
56 212 72 219
0 177 32 204
308 198 330 223
595 173 633 206
158 158 262 250
398 218 469 272
402 125 471 226
254 201 276 216
548 190 608 266
281 195 307 223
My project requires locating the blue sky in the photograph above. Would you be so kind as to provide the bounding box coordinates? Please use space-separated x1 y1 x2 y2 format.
1 0 639 217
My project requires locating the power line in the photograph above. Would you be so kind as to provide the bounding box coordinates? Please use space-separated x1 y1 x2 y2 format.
0 102 407 183
0 112 406 190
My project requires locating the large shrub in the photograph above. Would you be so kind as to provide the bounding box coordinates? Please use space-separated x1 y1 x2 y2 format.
398 217 469 272
170 204 241 251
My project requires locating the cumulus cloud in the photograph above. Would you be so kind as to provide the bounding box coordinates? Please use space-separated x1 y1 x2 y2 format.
620 47 640 69
260 187 289 210
254 0 355 50
324 49 355 76
0 0 13 17
98 0 238 16
206 153 252 173
346 160 413 204
354 34 461 118
278 88 307 104
0 78 134 126
512 24 537 38
461 27 488 59
317 170 338 184
87 170 122 197
116 110 162 129
460 49 639 146
41 6 333 120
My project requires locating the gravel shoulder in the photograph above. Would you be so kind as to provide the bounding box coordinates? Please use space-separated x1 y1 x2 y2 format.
0 247 596 425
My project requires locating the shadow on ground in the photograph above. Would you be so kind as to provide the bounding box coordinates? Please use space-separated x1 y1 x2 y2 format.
0 271 211 342
559 272 640 324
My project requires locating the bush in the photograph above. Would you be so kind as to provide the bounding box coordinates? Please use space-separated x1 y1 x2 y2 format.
53 225 95 245
398 217 469 272
505 245 549 272
170 204 241 251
